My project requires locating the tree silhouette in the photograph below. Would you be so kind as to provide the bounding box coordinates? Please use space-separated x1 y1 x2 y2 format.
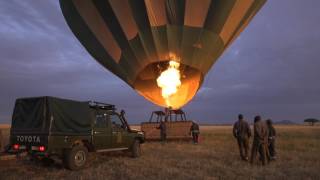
304 118 319 126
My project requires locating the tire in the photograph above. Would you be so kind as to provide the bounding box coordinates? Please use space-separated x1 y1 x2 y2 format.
64 145 88 170
131 139 141 158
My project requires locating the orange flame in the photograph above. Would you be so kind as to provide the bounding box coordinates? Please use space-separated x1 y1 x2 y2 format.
156 61 181 107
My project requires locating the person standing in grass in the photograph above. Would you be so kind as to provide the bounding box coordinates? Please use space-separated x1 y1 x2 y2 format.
233 114 251 161
266 119 277 160
250 115 269 165
190 121 200 144
157 119 167 142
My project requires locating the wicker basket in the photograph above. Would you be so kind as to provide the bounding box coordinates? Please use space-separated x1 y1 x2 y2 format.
141 121 193 140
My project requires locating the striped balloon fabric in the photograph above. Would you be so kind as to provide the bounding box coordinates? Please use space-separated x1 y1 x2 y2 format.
60 0 266 109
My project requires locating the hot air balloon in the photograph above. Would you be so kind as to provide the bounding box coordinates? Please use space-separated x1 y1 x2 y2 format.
60 0 266 109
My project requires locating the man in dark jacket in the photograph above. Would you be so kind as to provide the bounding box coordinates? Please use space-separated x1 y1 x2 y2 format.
158 120 167 142
233 114 251 161
266 119 277 160
190 121 200 144
250 116 269 165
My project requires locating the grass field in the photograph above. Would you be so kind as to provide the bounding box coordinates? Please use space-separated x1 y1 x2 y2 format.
0 124 10 151
0 125 319 179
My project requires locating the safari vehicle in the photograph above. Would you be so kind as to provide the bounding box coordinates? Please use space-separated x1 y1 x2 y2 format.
141 109 193 140
9 96 144 170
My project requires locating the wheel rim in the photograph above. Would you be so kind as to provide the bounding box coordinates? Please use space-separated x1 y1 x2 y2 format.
74 150 86 167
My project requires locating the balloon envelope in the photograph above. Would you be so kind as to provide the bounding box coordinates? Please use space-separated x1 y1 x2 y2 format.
60 0 266 109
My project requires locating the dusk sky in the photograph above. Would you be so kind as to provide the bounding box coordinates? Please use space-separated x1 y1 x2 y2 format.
1 0 320 124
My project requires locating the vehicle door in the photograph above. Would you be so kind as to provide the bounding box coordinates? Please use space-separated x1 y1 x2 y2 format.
110 113 129 148
92 110 112 150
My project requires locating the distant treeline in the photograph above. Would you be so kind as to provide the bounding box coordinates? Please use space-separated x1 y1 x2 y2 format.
304 118 320 126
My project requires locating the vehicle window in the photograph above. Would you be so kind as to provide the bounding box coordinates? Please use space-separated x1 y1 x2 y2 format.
96 113 107 128
110 114 125 130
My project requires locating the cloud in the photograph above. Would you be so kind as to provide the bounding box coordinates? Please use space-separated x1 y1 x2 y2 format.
230 83 250 90
197 87 212 96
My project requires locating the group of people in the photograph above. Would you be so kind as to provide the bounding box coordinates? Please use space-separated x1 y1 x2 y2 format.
233 114 276 165
157 113 276 165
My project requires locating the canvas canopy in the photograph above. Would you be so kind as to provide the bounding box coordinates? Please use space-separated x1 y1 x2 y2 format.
11 97 94 134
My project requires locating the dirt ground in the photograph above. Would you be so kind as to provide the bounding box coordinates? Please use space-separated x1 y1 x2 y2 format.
0 125 319 180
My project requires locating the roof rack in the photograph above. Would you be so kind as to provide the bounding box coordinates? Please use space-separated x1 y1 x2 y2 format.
88 101 116 110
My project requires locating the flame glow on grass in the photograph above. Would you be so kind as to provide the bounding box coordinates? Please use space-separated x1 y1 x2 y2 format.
156 61 181 107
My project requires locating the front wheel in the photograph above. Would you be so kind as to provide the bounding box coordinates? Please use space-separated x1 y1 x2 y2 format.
131 139 141 158
64 145 88 170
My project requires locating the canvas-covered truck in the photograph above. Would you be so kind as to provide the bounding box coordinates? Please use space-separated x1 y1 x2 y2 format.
9 96 144 170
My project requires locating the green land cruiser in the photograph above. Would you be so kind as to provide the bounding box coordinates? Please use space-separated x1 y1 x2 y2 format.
9 96 144 170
